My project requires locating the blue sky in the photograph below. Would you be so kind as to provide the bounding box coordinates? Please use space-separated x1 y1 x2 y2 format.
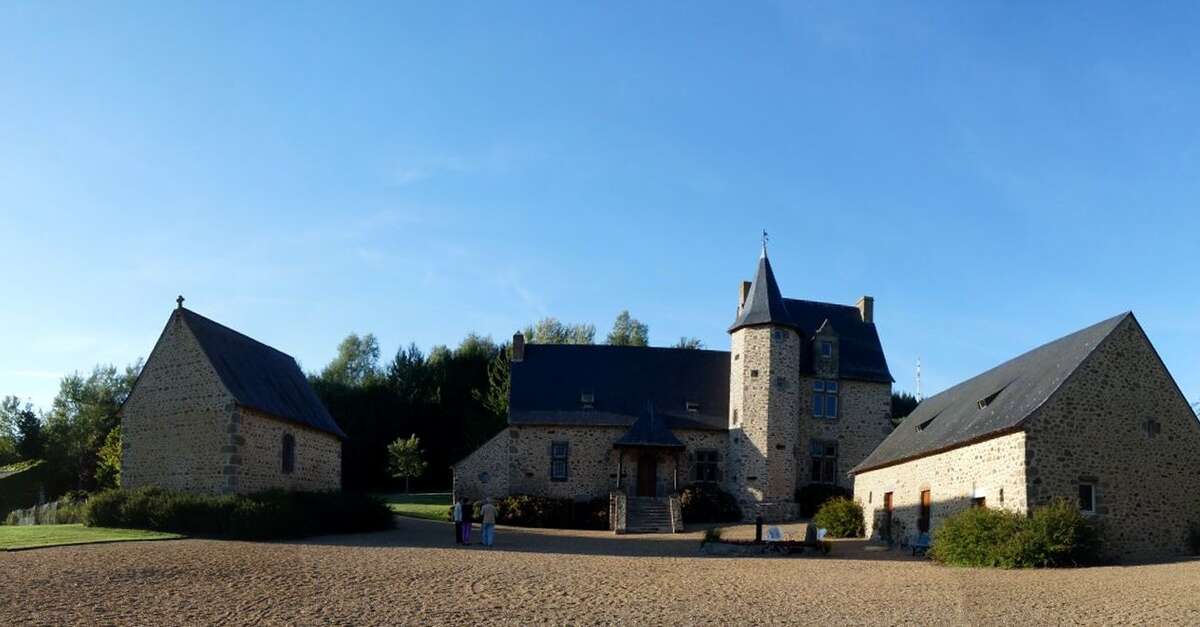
1 2 1197 411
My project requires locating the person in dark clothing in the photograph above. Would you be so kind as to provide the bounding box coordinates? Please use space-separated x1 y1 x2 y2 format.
452 498 463 545
460 498 473 545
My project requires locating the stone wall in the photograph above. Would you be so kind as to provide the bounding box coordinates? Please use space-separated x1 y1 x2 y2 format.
802 379 892 488
853 431 1029 543
452 430 510 501
452 425 729 502
1024 315 1200 560
727 326 801 520
231 408 342 493
122 313 233 494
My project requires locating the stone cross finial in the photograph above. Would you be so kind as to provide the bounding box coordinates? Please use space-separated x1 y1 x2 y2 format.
176 295 185 309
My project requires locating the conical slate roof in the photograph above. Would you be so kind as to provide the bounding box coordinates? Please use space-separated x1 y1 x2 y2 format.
729 251 797 332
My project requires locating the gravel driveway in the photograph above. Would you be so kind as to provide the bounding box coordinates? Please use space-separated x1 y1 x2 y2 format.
3 516 1199 625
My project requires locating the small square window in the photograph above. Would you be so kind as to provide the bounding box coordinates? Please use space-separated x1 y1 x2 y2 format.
1079 483 1096 513
775 376 787 390
821 341 833 357
750 369 759 378
826 381 838 394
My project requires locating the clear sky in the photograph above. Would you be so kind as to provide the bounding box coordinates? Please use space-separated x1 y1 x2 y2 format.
1 2 1197 412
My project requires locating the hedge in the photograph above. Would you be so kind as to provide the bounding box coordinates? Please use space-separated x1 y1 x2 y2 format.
679 484 742 524
460 494 608 530
84 487 394 540
796 484 851 519
930 498 1101 568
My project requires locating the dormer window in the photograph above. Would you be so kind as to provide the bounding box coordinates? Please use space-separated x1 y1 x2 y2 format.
917 415 937 431
686 401 700 414
580 391 595 410
820 341 833 357
977 388 1004 410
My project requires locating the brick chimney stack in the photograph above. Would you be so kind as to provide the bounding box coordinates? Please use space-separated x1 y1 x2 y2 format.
856 296 875 324
511 332 525 362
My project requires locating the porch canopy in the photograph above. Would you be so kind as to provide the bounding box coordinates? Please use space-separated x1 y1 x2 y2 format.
613 403 685 450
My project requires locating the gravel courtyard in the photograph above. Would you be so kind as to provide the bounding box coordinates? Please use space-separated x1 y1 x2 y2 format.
4 516 1200 626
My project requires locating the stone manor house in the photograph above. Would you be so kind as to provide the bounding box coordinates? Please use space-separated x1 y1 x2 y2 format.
121 301 344 494
454 249 895 527
455 249 1200 558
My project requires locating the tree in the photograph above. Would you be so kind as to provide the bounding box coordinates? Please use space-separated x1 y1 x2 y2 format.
0 396 32 465
474 346 510 420
95 426 121 489
43 361 140 490
319 333 382 386
14 408 43 461
606 310 649 346
387 434 428 493
387 343 434 405
891 391 920 428
674 337 705 349
522 317 595 344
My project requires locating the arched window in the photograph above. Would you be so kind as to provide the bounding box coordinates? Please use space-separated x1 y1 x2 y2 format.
281 433 296 475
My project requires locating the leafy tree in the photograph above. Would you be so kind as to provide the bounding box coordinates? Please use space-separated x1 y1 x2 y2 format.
891 391 919 428
522 317 595 344
95 426 122 489
318 333 382 386
386 343 435 405
43 362 141 490
474 346 510 420
14 408 43 461
0 396 31 465
387 434 428 493
674 337 704 349
606 310 649 346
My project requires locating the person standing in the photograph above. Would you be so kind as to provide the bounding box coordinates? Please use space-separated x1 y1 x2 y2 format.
481 498 497 547
460 498 473 545
452 498 463 545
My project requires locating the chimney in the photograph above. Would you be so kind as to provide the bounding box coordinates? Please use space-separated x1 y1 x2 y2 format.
739 281 752 310
511 332 525 362
856 296 874 324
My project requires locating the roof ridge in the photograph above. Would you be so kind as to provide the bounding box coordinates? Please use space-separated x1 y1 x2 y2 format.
524 343 729 356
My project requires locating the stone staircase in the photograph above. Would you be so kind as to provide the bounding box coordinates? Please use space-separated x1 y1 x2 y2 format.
625 496 677 533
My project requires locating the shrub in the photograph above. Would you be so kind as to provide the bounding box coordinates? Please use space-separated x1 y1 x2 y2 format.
796 484 851 519
811 496 864 538
1188 522 1200 556
702 527 722 544
679 484 742 524
931 498 1101 568
468 494 607 529
83 487 393 540
928 506 1022 567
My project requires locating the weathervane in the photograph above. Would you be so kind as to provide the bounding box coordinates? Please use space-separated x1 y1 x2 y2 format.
761 229 769 255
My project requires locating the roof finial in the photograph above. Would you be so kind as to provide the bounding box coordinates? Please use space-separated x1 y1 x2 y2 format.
176 295 185 309
761 229 769 257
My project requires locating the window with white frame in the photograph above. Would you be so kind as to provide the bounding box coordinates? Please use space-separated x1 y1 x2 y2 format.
550 441 569 481
812 380 839 418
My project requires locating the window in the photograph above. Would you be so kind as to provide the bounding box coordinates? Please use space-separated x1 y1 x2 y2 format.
694 450 719 482
812 380 839 418
820 341 833 357
1143 418 1161 438
550 441 569 481
809 440 838 484
1079 483 1095 513
918 490 931 533
281 433 295 475
772 329 784 340
750 369 759 378
977 387 1005 409
580 391 595 409
971 497 986 508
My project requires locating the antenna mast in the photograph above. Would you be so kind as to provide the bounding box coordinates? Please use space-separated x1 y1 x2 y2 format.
916 357 923 401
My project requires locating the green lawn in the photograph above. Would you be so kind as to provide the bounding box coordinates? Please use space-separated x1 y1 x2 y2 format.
0 524 182 551
377 492 451 521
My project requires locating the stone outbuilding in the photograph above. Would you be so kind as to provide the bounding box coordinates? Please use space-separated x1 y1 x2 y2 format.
852 312 1200 561
121 299 345 494
453 247 894 528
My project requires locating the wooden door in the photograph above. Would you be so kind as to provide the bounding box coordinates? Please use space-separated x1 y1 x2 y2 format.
636 452 657 497
883 492 894 540
918 490 931 533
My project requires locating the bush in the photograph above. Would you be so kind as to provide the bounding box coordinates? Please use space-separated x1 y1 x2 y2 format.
811 496 864 538
1188 522 1200 556
796 484 851 519
679 484 742 524
83 487 393 540
931 498 1101 568
702 527 722 544
467 494 607 529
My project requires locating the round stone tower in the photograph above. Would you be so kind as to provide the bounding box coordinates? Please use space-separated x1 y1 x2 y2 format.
726 247 801 522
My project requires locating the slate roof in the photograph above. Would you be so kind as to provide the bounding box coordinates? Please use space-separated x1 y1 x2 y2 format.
729 252 795 332
179 308 347 439
853 312 1130 474
509 344 730 430
613 404 685 448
